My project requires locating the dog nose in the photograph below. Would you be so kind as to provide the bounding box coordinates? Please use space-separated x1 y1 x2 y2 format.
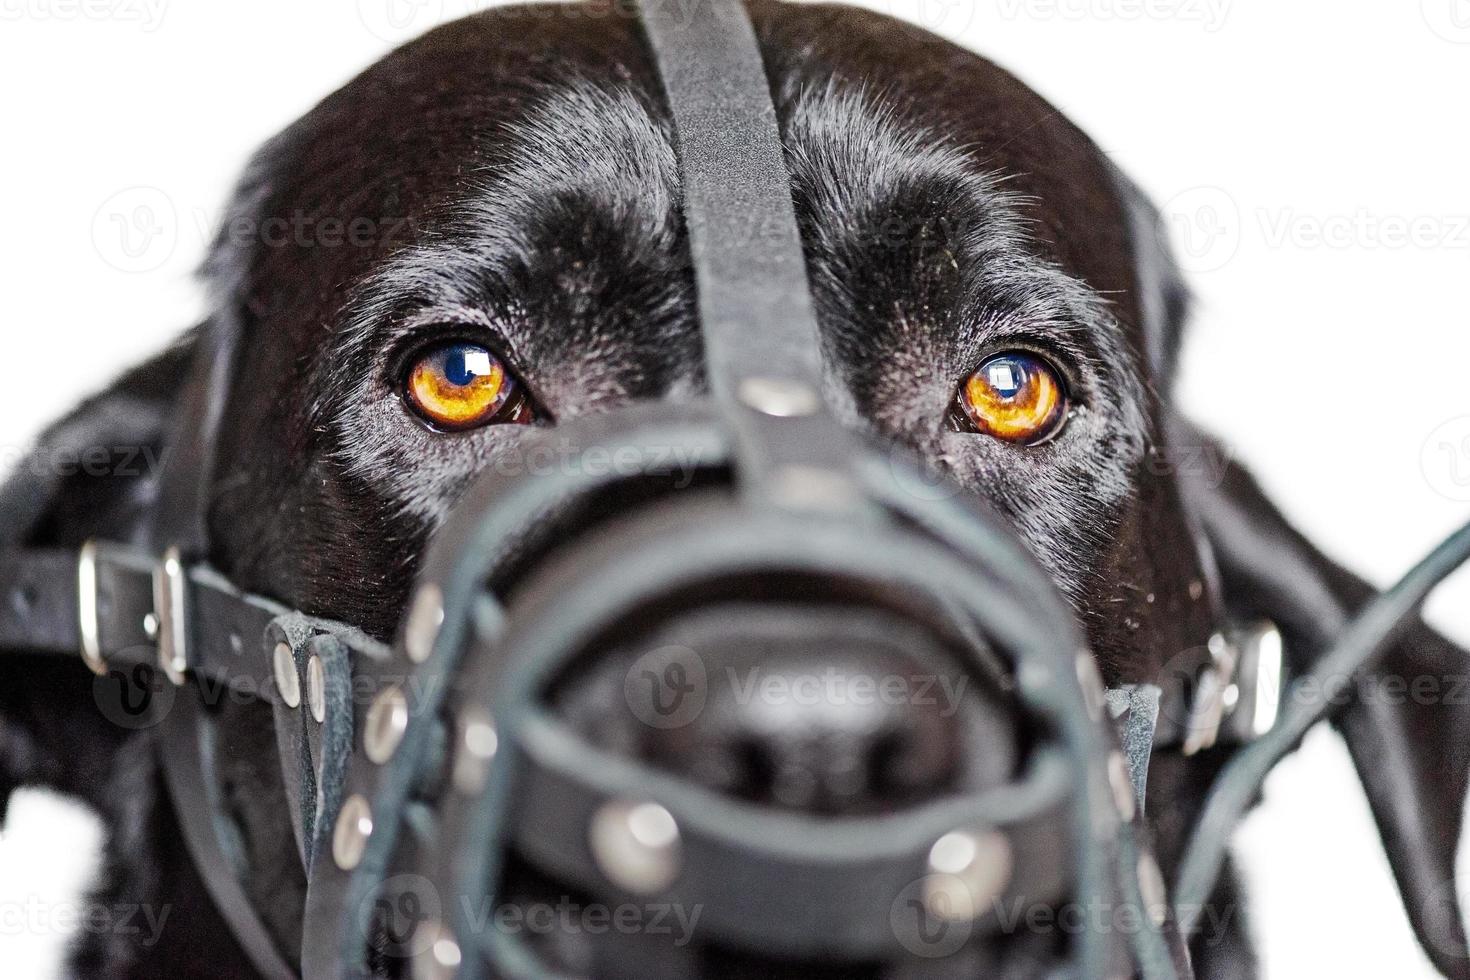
553 603 1022 816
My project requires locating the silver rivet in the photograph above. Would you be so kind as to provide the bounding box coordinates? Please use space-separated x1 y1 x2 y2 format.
333 794 373 870
1075 652 1106 721
1222 683 1241 710
365 684 409 765
590 800 680 895
405 584 444 664
273 642 300 709
768 465 859 511
1138 852 1169 927
453 711 499 796
1107 751 1137 823
413 922 462 980
922 829 1013 922
307 655 326 724
142 613 159 641
736 376 820 418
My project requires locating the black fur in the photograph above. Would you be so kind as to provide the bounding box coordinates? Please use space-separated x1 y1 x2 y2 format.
1 3 1465 977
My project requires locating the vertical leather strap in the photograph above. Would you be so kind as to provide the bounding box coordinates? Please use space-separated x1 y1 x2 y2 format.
149 315 303 977
149 317 242 556
640 0 858 500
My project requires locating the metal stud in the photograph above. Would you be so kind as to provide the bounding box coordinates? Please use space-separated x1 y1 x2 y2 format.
412 922 462 980
307 654 326 724
142 612 159 641
273 641 300 709
590 800 681 895
405 584 444 664
333 794 373 871
1107 751 1136 823
1137 852 1169 927
453 711 499 795
365 684 409 765
736 376 820 418
768 465 859 511
922 829 1013 922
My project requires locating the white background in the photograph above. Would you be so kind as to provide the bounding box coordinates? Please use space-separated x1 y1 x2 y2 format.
2 1 1469 977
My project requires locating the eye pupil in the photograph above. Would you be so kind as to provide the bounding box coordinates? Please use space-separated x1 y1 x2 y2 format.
443 345 493 387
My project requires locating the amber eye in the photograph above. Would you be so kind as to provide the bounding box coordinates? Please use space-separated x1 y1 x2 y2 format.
405 342 532 430
953 351 1068 445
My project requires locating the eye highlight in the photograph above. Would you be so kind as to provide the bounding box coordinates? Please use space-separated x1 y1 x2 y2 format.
952 351 1068 445
404 341 533 430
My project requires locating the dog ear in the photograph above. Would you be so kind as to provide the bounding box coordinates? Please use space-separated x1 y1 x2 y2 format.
0 329 198 817
1110 166 1192 391
1175 416 1470 979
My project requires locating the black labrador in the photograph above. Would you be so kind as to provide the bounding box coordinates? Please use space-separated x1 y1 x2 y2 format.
2 3 1467 978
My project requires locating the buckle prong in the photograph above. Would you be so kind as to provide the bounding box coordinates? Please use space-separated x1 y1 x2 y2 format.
154 545 189 686
77 541 108 676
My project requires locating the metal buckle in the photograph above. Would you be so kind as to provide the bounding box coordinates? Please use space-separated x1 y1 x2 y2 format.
1183 632 1238 756
154 545 189 686
77 540 109 676
1182 621 1284 755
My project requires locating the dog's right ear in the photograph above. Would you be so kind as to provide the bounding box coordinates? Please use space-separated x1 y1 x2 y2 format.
0 328 199 817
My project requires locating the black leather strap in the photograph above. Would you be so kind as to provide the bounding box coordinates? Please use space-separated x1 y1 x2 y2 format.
0 545 154 670
640 0 857 497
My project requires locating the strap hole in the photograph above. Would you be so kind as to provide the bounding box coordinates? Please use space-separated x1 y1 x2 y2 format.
10 584 37 616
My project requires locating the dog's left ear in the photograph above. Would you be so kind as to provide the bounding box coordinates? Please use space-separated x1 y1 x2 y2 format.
1116 161 1470 974
1110 168 1192 391
1175 417 1470 979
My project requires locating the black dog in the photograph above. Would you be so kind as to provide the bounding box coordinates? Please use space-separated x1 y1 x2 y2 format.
3 3 1468 977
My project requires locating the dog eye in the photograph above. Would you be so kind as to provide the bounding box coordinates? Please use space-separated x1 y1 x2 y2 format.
951 351 1068 445
404 342 533 430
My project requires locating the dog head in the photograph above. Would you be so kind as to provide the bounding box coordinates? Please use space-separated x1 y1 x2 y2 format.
12 2 1470 976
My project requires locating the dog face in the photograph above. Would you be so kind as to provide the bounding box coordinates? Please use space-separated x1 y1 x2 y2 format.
205 1 1212 681
179 10 1227 962
20 3 1470 977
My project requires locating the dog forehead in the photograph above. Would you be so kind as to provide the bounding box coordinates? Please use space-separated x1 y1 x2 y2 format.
217 2 1150 381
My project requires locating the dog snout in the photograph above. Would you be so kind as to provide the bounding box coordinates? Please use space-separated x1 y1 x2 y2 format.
553 603 1022 817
